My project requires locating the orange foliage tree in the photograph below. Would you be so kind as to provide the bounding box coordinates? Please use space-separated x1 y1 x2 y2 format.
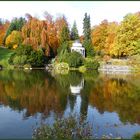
91 20 109 56
21 12 68 57
0 21 10 46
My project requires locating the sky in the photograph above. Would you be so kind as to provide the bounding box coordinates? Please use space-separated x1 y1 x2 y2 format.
0 1 140 35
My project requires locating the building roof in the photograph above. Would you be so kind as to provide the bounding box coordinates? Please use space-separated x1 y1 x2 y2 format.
72 42 82 47
71 46 85 50
71 42 85 50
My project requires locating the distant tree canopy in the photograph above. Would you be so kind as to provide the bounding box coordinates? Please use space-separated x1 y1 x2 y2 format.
70 21 79 40
4 17 26 44
112 13 140 57
91 12 140 58
1 11 140 63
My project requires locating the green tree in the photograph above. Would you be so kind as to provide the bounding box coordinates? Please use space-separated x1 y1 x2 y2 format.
70 21 79 40
57 25 70 60
4 17 26 44
83 13 91 40
83 13 94 57
60 25 70 45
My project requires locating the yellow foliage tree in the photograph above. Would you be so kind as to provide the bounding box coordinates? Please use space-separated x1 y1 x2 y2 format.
5 30 22 49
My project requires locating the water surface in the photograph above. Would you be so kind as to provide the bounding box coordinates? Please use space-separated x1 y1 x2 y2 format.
0 70 140 138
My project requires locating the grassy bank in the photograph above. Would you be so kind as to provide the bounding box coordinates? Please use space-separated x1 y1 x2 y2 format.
0 47 14 69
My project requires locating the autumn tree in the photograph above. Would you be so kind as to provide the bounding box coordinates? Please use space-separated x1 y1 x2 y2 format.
44 12 59 57
55 15 68 45
112 13 140 57
5 30 22 49
22 15 41 49
22 12 61 58
0 20 10 46
83 13 94 57
91 20 109 56
105 22 118 56
22 14 49 54
70 21 79 40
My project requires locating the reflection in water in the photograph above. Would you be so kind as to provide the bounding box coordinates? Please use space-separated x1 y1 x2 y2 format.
0 70 140 138
70 79 84 95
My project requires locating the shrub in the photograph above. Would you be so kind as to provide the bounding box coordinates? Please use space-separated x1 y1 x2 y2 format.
13 55 27 66
132 132 140 139
28 49 46 67
57 42 70 63
66 51 84 68
23 64 31 69
57 42 70 55
57 49 69 63
9 45 48 67
15 44 33 56
0 59 14 69
32 115 93 140
129 55 140 66
54 62 69 74
84 60 100 70
8 53 16 65
79 65 86 73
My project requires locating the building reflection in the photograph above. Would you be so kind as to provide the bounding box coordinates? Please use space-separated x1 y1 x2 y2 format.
70 79 84 95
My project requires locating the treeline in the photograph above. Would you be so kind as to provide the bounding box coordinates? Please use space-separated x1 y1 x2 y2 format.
0 12 70 56
0 12 94 67
92 12 140 58
0 11 140 67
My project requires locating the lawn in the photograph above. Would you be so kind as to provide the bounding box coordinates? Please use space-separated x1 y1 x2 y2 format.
0 47 14 69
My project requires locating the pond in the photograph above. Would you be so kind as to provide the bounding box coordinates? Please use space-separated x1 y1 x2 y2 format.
0 70 140 139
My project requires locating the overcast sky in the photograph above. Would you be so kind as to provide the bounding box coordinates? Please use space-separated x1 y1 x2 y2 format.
0 1 140 35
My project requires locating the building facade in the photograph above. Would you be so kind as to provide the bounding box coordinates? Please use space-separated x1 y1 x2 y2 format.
71 40 85 57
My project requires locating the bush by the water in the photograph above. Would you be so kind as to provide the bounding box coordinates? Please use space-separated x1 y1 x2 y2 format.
13 55 27 66
129 55 140 71
32 115 93 140
66 51 84 68
132 132 140 139
53 62 69 74
79 65 87 73
54 62 69 70
23 64 32 69
9 45 48 67
84 59 100 70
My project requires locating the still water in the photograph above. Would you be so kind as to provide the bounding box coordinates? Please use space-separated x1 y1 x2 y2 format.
0 70 140 139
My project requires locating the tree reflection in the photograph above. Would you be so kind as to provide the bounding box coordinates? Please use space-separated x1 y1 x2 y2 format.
89 74 140 124
0 70 140 125
0 70 67 118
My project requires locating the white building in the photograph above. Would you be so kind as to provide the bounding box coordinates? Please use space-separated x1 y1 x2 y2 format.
71 40 85 57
